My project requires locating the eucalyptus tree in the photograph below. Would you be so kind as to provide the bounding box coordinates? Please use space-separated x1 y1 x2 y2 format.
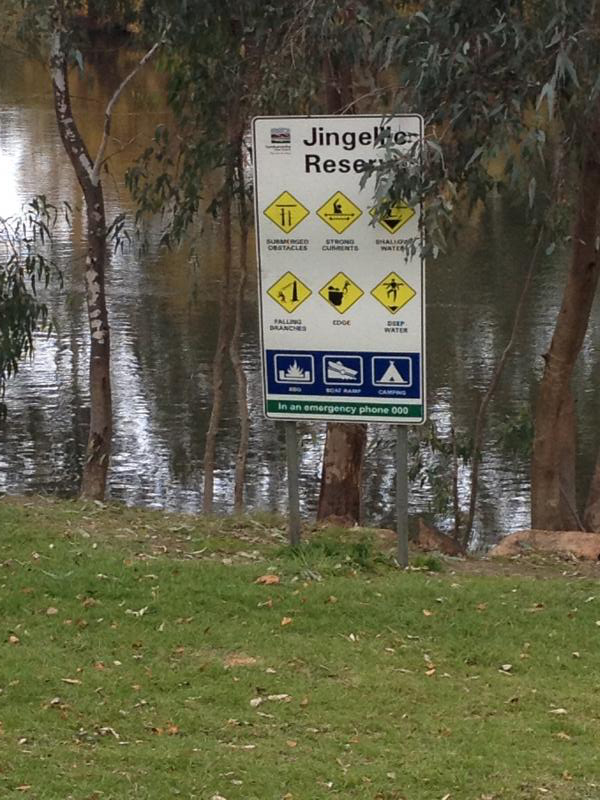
14 0 162 499
379 0 600 531
0 202 59 416
131 0 396 519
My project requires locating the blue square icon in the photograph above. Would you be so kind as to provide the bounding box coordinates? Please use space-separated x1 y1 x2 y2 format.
372 357 412 387
274 354 315 384
323 355 363 386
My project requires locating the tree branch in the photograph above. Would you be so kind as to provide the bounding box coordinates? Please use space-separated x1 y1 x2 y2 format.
92 39 163 185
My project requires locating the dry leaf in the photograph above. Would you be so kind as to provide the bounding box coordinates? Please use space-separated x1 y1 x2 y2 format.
61 678 81 685
422 609 433 617
255 574 280 585
250 697 263 708
326 595 338 604
554 731 571 741
286 740 297 748
280 616 293 627
268 693 291 702
425 668 436 677
549 708 568 715
224 654 258 668
166 723 180 735
8 635 20 645
500 664 513 673
300 697 309 707
46 607 58 616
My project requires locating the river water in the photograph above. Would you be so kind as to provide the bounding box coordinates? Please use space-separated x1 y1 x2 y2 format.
2 44 599 548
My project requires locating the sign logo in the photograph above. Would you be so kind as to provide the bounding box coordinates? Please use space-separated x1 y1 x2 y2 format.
274 354 314 384
319 272 364 314
264 191 309 234
370 203 415 234
267 271 312 313
317 191 362 234
270 127 290 144
372 356 412 386
371 271 416 313
323 355 363 386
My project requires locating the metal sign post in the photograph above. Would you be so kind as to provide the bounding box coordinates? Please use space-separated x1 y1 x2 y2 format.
252 115 425 551
285 421 301 547
396 427 409 567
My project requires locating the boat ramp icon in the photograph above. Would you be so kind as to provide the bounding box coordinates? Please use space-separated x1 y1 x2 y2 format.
274 354 315 384
372 357 412 387
323 355 363 386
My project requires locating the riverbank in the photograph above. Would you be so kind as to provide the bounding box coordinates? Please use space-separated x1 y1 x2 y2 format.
1 495 599 799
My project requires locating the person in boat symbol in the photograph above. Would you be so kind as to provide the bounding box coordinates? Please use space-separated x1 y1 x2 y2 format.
328 280 350 306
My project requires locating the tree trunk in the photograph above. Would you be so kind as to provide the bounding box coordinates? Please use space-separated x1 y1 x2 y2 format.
202 165 233 513
531 115 600 530
50 30 112 501
230 136 250 514
316 53 367 524
317 422 367 522
584 449 600 531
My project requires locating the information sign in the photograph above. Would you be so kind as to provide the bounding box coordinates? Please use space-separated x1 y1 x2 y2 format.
252 114 425 423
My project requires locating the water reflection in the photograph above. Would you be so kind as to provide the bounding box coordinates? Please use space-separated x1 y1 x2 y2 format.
2 46 600 547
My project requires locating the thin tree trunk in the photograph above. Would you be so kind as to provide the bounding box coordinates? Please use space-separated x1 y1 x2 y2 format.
532 113 600 530
230 136 250 514
462 227 544 545
50 30 112 500
316 55 367 524
584 438 600 530
202 166 233 513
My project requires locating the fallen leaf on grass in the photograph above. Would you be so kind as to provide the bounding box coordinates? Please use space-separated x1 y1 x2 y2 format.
549 708 568 715
422 609 434 617
46 607 58 616
8 635 19 645
554 731 571 741
224 655 258 668
250 697 263 708
286 740 297 748
255 574 280 585
61 678 82 685
425 668 436 677
499 664 513 673
268 694 291 702
16 786 31 792
280 617 293 627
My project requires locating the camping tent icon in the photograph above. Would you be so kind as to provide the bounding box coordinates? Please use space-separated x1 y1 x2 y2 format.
372 357 412 386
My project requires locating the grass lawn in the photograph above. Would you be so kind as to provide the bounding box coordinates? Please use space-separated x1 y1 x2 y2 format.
0 496 599 800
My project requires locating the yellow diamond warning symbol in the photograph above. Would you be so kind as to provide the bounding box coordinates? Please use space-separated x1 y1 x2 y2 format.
264 191 309 234
370 203 415 234
317 191 362 234
319 272 364 314
371 272 416 314
267 271 312 313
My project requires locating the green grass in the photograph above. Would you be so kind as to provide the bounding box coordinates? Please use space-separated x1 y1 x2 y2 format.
1 497 600 799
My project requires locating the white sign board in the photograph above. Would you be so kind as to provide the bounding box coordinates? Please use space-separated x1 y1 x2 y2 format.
252 114 425 424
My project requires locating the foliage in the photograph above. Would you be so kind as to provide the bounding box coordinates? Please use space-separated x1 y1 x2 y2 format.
127 0 396 244
411 553 443 572
497 404 535 459
0 198 61 415
1 496 600 799
374 0 600 255
410 420 472 527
